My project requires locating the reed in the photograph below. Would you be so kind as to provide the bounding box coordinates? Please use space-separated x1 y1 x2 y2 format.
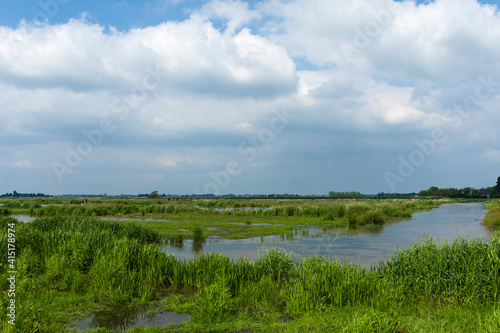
484 200 500 229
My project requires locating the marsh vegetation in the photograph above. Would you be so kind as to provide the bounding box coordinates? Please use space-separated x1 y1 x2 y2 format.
0 197 498 332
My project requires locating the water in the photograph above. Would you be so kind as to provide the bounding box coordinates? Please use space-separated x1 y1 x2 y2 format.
199 206 270 211
10 214 35 222
163 202 491 267
70 306 189 332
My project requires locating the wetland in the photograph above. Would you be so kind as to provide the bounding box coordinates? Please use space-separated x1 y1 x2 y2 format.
1 197 500 332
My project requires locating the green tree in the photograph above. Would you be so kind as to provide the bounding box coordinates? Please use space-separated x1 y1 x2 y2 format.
148 191 160 199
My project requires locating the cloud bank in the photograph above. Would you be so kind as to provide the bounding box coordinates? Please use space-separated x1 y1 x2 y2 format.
1 0 499 195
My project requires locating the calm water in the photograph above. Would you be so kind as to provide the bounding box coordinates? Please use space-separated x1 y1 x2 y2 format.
10 214 35 222
163 202 491 267
71 306 189 332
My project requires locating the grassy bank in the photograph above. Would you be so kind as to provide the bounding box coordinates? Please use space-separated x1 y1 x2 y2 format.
483 199 500 230
1 212 500 332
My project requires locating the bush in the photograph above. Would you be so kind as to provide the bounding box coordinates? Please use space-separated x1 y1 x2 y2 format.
323 212 335 221
193 226 204 242
332 204 346 218
362 210 385 225
347 212 362 225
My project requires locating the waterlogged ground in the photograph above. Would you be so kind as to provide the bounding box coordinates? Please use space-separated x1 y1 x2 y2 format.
163 202 490 266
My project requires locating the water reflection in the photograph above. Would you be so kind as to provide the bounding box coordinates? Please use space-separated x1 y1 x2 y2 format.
171 242 184 250
345 224 384 236
192 241 204 253
10 214 35 222
71 306 189 332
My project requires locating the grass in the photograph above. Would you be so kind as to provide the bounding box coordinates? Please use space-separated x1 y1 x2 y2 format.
483 199 500 230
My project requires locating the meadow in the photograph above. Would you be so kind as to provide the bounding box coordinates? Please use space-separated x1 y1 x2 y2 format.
1 197 499 332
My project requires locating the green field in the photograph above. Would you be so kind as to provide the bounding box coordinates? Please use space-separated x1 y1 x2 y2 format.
1 197 499 332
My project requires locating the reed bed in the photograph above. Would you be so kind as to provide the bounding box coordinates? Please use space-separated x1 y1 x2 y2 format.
26 198 426 225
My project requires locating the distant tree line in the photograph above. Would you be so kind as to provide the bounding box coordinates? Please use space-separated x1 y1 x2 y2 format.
328 191 362 198
419 177 500 198
1 191 50 197
376 192 418 198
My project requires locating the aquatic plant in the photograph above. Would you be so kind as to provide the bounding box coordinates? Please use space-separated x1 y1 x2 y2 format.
192 226 205 242
169 233 185 244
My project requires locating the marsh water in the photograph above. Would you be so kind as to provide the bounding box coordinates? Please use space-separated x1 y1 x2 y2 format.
71 306 189 332
163 202 492 267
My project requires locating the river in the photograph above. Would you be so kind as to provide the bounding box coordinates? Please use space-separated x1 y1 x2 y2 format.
162 202 491 267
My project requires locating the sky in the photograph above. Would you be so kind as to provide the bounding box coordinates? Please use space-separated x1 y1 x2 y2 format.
1 0 499 196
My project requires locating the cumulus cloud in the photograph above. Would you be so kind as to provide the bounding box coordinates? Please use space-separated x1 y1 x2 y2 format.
0 14 297 96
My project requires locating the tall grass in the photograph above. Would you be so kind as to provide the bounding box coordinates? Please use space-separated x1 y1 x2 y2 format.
380 235 500 306
2 213 499 331
484 200 500 229
27 198 421 225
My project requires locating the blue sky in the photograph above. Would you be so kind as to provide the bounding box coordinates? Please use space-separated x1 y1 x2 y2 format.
1 0 499 195
1 0 499 30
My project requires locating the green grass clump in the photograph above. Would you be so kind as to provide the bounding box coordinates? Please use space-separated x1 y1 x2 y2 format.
347 208 385 226
484 200 500 229
168 233 185 244
362 209 385 225
192 226 205 242
194 280 234 323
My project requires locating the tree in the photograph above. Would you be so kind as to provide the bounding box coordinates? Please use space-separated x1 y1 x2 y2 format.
148 190 160 199
496 176 500 192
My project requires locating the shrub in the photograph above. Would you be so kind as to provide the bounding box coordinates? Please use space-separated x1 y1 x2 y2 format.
332 203 346 218
362 210 385 225
193 226 205 242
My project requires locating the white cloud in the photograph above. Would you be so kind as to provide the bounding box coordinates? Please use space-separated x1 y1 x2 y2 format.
261 0 500 82
11 160 32 167
198 0 261 34
0 15 297 97
482 148 500 161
